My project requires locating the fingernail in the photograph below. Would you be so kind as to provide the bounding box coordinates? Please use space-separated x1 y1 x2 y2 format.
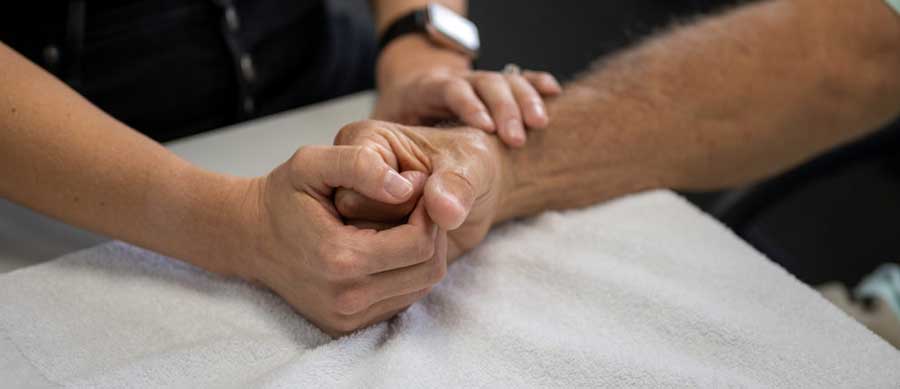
506 118 522 133
476 112 495 130
506 119 525 145
385 170 413 199
547 77 562 92
444 195 466 230
511 132 525 146
531 102 546 120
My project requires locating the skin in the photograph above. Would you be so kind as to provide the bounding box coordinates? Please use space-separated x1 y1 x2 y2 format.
0 1 559 337
336 0 900 265
372 0 563 146
0 42 447 336
4 0 899 338
0 0 559 336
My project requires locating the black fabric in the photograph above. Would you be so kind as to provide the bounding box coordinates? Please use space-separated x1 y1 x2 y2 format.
469 0 747 80
2 0 376 142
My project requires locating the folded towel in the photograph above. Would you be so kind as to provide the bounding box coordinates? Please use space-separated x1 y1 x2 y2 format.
1 190 898 388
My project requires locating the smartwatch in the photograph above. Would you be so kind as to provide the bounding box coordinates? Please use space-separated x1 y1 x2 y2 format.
378 3 481 59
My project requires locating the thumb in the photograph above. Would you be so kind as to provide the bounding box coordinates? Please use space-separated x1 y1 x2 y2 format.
423 167 477 231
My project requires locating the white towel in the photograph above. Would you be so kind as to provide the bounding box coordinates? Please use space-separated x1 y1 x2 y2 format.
1 190 897 388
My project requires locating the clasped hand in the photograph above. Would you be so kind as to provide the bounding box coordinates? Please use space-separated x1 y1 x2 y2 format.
236 121 507 337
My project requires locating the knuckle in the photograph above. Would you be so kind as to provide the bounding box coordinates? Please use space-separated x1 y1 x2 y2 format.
354 146 380 171
290 146 313 166
422 72 451 86
343 119 379 131
351 146 383 188
288 146 317 180
335 122 363 143
333 287 369 316
336 120 383 144
320 245 362 279
444 77 470 92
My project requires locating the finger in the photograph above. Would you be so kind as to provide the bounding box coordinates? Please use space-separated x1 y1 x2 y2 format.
346 219 397 231
368 230 448 302
424 169 476 231
335 170 427 222
506 73 549 129
441 78 495 131
470 73 526 147
294 145 413 204
523 70 562 95
351 199 437 273
350 287 433 334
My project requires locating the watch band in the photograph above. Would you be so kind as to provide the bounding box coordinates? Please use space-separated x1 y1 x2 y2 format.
378 9 428 52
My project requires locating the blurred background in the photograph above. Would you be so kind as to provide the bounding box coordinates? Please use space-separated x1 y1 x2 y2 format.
469 0 900 288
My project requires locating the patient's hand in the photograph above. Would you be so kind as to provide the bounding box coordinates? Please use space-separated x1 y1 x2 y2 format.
237 145 447 337
332 120 509 260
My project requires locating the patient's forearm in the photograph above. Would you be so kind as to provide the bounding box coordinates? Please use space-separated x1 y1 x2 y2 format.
497 0 900 222
0 43 249 275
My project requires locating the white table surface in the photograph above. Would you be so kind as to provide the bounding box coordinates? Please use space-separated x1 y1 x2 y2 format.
0 91 375 274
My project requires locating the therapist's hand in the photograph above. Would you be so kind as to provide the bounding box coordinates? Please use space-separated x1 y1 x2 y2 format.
237 146 447 337
374 36 561 148
331 120 508 259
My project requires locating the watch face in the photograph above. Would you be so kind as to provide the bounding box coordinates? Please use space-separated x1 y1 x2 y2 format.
427 4 480 55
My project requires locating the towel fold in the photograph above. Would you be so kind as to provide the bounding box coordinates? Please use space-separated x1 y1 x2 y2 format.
1 190 898 388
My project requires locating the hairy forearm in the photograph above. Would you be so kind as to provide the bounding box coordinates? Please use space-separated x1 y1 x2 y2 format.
0 43 251 275
497 0 900 222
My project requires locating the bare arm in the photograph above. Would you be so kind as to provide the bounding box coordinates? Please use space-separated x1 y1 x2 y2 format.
0 42 250 275
0 43 453 336
333 0 900 261
497 0 900 222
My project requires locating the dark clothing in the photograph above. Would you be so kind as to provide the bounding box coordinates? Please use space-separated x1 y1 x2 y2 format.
2 0 376 141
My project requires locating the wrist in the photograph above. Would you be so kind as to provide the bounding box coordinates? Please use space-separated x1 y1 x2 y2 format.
492 96 670 223
218 175 270 282
161 163 263 280
484 132 519 225
376 34 471 89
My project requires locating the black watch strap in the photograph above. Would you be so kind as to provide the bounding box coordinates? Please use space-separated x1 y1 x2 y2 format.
378 9 428 51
